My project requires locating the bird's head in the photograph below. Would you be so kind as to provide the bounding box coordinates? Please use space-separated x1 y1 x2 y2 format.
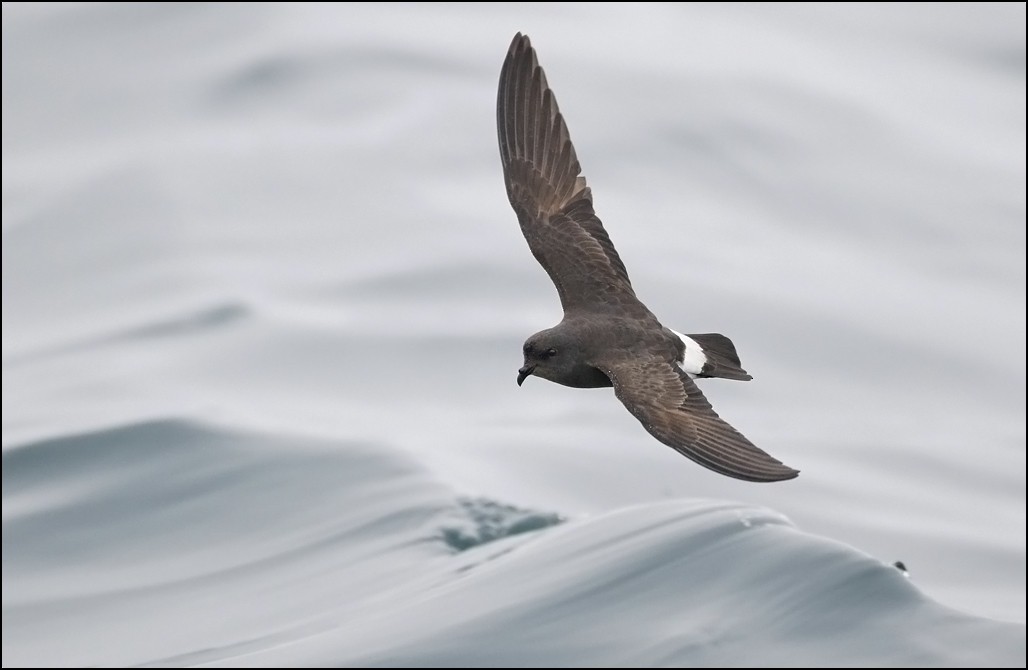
518 329 573 386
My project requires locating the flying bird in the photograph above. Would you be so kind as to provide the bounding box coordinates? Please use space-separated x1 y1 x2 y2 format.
497 33 798 482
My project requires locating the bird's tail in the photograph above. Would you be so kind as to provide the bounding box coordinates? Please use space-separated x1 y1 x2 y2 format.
673 330 753 381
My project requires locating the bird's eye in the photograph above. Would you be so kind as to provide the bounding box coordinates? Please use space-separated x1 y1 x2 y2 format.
545 348 557 358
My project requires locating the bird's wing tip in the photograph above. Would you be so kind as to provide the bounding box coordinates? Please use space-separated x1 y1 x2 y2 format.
509 32 530 52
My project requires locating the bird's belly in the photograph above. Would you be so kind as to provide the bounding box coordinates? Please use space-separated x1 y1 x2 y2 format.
560 366 613 388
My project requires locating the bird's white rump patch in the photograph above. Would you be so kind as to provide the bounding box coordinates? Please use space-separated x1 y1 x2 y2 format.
671 329 707 378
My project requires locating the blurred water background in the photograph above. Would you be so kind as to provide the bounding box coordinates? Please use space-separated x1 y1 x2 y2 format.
2 3 1025 666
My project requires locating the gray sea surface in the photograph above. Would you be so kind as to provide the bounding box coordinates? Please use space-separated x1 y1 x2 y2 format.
3 3 1025 666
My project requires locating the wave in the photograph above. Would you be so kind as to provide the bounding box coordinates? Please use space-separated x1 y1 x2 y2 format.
3 420 1022 667
4 302 252 365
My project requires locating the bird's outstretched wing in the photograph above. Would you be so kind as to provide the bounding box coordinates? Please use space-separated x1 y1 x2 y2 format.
498 33 647 318
597 355 799 482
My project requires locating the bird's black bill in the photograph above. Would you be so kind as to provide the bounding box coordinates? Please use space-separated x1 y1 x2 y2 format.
517 365 535 386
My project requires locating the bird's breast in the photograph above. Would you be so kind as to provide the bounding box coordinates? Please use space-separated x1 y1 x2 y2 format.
560 364 614 389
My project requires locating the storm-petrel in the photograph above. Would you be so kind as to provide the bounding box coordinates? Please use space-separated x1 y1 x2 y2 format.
498 33 798 482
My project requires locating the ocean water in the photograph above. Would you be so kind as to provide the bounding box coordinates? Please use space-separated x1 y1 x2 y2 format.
2 3 1025 666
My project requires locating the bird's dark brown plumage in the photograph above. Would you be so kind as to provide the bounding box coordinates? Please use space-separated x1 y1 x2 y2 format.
498 33 798 483
497 33 647 320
